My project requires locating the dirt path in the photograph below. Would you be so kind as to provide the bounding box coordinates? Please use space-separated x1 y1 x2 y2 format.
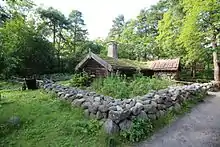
136 92 220 147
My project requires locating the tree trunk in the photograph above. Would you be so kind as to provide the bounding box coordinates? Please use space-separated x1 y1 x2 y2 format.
53 23 56 47
193 63 196 78
190 63 196 78
73 24 77 54
57 34 61 72
213 50 219 82
212 34 219 82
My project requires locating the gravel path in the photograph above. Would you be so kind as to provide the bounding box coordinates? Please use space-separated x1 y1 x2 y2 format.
136 92 220 147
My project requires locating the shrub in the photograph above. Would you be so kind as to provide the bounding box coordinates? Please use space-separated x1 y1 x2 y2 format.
119 118 153 142
72 120 101 136
90 75 174 99
129 76 173 97
70 72 92 87
91 75 129 98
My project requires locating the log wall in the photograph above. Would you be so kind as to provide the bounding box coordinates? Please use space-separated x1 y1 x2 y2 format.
82 59 108 77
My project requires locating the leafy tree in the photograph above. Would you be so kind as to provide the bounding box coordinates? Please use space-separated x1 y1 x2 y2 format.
157 0 185 59
108 14 125 40
195 0 220 81
59 10 88 55
0 17 55 77
37 7 69 71
37 7 68 47
0 5 10 25
109 1 169 60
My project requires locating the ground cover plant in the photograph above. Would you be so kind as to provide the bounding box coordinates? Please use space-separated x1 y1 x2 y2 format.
0 81 110 147
0 79 209 147
59 74 175 99
119 92 206 143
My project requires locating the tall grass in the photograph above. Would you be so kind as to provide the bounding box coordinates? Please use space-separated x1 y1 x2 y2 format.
90 75 174 99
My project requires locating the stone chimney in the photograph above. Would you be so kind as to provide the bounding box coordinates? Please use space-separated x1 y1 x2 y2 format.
107 41 118 59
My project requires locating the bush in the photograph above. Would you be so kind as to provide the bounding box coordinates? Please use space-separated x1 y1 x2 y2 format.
72 120 101 136
90 75 174 99
119 118 153 142
119 92 206 143
129 76 173 97
91 75 130 98
71 72 92 87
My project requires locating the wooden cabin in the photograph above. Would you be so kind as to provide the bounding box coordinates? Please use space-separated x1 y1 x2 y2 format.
148 58 180 80
75 42 180 80
75 52 153 77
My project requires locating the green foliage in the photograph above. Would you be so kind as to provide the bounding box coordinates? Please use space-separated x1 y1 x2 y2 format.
41 73 73 82
71 72 92 87
157 0 219 68
91 75 174 99
119 92 206 143
72 120 101 136
129 76 173 97
91 75 130 98
0 17 55 77
0 81 21 91
120 118 153 142
0 85 106 147
107 1 169 60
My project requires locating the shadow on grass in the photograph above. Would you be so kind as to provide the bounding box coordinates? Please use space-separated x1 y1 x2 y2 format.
0 120 24 139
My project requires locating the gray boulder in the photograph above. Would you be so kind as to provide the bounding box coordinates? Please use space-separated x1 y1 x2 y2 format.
88 104 98 114
119 119 133 131
174 103 181 111
104 119 120 134
148 114 157 120
144 104 157 114
116 106 123 111
137 111 148 120
64 93 74 99
94 96 101 102
72 98 85 107
75 93 84 99
157 104 166 110
84 109 90 118
98 105 109 113
109 106 117 111
96 111 104 120
58 92 64 97
81 102 91 109
108 110 130 123
131 102 144 115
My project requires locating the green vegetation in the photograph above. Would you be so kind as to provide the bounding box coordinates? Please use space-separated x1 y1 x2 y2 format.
101 56 150 69
119 93 205 143
90 75 174 99
0 0 218 145
107 0 219 78
0 79 207 146
70 72 93 87
1 0 219 79
0 81 21 91
57 74 174 98
0 84 109 147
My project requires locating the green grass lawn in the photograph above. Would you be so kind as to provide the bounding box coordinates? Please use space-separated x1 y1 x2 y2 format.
0 80 21 91
0 82 109 147
57 79 72 87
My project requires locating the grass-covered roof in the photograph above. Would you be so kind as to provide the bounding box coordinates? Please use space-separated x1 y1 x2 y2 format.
75 52 180 72
102 56 151 70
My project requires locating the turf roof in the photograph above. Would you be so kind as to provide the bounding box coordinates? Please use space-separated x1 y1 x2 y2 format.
102 56 151 70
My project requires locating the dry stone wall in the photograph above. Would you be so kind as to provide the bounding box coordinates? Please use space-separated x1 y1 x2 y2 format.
39 80 215 134
154 72 178 80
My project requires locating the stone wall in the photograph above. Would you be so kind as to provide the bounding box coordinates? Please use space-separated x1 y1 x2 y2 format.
154 71 179 80
39 80 215 134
